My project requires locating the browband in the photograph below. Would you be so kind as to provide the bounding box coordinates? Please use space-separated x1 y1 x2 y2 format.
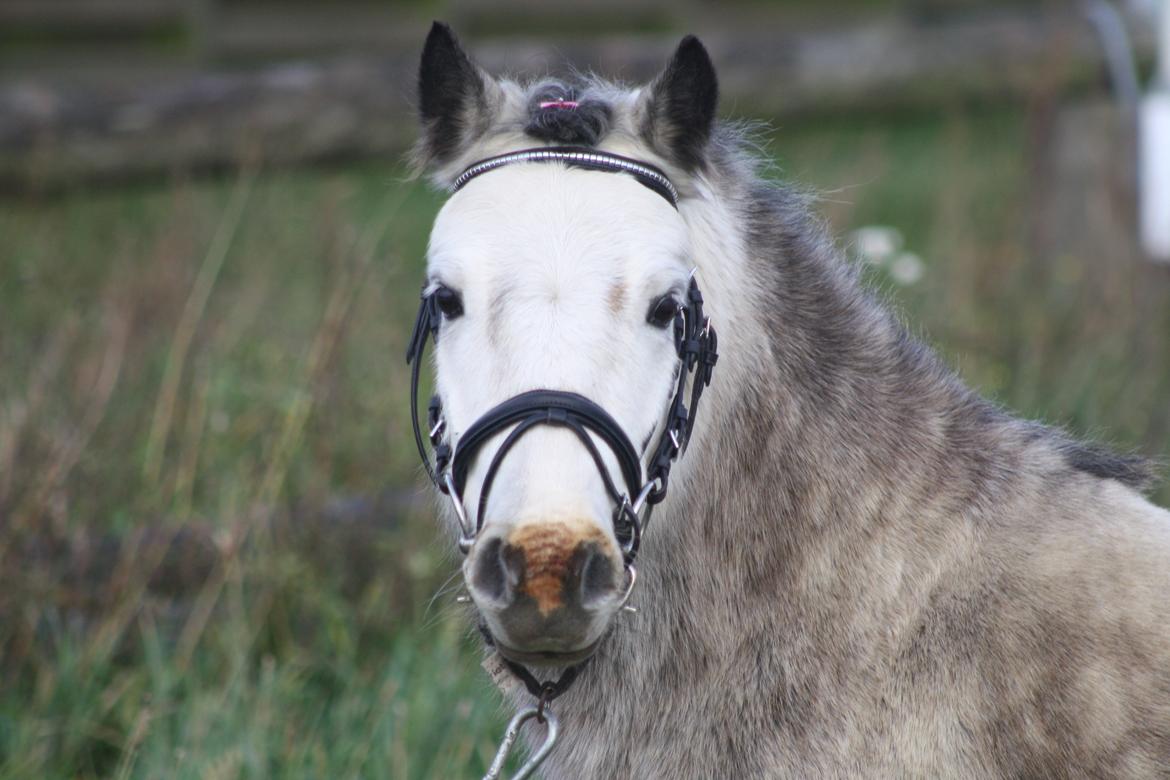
451 146 679 209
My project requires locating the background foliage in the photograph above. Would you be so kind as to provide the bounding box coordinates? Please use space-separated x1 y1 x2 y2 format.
2 6 1169 777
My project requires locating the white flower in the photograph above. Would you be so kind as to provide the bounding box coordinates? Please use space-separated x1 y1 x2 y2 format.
888 252 925 286
851 226 903 266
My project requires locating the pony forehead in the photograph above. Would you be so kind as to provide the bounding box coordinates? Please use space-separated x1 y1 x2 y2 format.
429 163 687 263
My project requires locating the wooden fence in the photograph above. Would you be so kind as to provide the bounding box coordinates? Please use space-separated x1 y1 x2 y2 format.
0 1 1156 190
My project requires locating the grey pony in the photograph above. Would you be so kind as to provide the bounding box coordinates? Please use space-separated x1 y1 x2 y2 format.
412 24 1170 778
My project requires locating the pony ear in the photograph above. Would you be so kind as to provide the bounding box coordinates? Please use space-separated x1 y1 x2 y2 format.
640 35 719 172
416 22 500 167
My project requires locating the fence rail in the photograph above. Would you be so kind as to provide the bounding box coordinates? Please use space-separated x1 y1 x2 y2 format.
0 0 189 28
0 3 1156 191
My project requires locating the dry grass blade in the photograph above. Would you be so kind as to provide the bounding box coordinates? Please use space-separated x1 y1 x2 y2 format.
174 186 409 671
171 362 212 519
0 315 77 506
249 185 410 524
14 303 129 529
142 167 257 487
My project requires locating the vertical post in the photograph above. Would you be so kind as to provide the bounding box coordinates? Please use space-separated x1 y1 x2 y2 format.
1140 0 1170 261
1159 0 1170 86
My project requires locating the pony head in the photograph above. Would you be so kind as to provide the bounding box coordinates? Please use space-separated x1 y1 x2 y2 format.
411 24 720 666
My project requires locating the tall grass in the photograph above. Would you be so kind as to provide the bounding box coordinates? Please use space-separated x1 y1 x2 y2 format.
0 105 1167 778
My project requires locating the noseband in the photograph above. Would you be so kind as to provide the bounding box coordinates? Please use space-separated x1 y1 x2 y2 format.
405 147 718 771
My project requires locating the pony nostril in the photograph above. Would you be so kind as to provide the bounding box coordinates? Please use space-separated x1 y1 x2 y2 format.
579 546 619 607
471 537 525 603
473 525 623 617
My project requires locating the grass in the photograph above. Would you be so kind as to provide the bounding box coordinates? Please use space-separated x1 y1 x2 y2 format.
1 104 1168 778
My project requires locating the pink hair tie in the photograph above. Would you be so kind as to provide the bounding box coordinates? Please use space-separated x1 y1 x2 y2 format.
539 99 579 110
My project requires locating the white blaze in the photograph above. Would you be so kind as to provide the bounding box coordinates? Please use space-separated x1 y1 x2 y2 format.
426 163 690 541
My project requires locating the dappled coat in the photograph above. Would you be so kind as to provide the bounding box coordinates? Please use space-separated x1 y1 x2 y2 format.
413 24 1170 778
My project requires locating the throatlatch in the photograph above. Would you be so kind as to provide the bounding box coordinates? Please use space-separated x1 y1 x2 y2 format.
405 145 719 779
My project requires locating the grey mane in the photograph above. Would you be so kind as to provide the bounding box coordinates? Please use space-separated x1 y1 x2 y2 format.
728 145 1158 495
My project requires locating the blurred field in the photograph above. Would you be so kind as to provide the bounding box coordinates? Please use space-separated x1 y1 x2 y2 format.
2 105 1168 778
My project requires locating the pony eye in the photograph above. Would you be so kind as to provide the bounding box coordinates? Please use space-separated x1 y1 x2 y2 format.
434 285 464 319
646 295 679 329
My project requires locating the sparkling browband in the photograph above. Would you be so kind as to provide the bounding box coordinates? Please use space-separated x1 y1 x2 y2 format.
451 146 680 208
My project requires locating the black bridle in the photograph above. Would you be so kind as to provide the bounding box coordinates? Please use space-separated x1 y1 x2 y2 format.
405 146 719 706
406 277 717 564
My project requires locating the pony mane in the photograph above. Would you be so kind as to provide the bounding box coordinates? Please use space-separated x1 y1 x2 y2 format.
523 79 614 146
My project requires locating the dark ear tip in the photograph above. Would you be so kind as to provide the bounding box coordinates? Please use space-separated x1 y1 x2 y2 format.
417 20 488 163
667 34 718 108
665 35 717 98
674 35 712 65
423 21 458 52
643 33 718 172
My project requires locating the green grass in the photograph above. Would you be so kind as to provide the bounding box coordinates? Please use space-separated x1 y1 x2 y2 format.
1 105 1167 778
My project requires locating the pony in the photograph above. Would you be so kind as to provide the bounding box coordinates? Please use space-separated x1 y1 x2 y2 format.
407 23 1170 777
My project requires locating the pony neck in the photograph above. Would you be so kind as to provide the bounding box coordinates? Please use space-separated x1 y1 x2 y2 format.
662 174 1013 577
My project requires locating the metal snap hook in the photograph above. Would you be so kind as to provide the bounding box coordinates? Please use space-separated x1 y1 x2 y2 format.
482 705 559 780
